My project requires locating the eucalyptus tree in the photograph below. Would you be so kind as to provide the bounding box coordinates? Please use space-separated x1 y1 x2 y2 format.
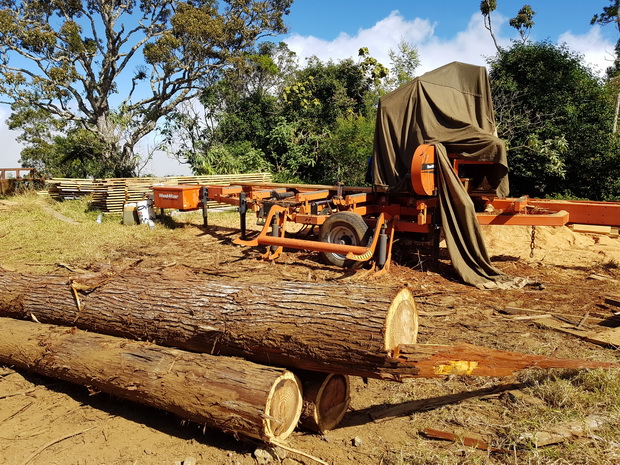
0 0 292 176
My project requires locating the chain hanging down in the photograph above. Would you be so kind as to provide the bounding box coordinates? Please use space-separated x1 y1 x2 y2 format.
529 225 537 258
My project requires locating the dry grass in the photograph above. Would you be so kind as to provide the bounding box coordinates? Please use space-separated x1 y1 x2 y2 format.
0 193 246 273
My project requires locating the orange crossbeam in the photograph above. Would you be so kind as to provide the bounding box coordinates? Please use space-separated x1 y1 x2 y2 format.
476 210 569 226
206 185 243 196
528 199 620 227
295 190 330 202
255 235 369 255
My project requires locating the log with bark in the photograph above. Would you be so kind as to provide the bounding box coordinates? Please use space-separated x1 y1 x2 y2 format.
0 317 302 442
0 271 614 380
0 271 418 380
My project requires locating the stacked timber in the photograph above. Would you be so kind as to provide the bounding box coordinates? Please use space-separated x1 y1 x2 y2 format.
0 270 615 441
47 172 272 211
47 178 98 200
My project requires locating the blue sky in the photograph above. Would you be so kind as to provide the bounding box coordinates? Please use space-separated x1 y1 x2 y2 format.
1 1 617 176
281 0 616 75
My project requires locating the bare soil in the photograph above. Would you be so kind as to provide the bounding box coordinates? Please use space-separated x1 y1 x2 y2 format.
1 213 620 465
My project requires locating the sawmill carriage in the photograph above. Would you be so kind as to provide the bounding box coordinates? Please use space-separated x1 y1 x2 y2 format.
153 62 620 285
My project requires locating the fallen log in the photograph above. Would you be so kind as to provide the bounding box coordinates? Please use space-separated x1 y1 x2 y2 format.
0 271 419 380
297 371 350 433
1 271 615 380
0 317 302 443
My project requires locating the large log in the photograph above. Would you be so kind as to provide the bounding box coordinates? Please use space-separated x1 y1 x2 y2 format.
0 271 614 380
0 271 418 380
0 317 302 442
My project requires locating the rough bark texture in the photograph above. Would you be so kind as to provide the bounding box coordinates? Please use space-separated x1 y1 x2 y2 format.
0 271 418 380
0 271 613 381
0 317 302 442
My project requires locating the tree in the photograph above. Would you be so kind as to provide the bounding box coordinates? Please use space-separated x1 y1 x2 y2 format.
275 49 387 183
591 0 620 76
591 1 620 133
163 46 389 184
509 5 535 44
480 1 536 52
387 39 420 88
160 41 295 175
488 41 620 200
480 0 501 52
0 0 292 177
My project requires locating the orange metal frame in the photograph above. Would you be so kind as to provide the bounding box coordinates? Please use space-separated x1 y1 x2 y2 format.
152 147 620 269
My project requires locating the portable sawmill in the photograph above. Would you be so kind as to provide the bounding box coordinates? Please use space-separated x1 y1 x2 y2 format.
153 62 620 281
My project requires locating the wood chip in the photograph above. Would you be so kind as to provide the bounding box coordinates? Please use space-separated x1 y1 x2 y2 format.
569 224 612 235
519 415 608 447
605 296 620 308
509 314 553 321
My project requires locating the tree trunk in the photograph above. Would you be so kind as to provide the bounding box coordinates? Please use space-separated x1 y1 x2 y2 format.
297 371 350 433
0 271 418 380
393 343 615 377
0 271 613 380
0 317 302 443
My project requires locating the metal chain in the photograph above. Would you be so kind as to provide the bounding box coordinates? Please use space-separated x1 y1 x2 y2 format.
529 225 536 258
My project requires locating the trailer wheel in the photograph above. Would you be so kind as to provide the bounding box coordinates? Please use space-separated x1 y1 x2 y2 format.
319 212 371 268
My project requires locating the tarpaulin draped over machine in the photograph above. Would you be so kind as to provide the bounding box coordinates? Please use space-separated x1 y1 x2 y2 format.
372 61 508 195
372 62 523 288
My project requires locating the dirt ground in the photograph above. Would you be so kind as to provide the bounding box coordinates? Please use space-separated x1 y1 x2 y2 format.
1 212 620 465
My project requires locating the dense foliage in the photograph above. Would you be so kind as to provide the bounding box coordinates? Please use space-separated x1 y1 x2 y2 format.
488 42 620 200
4 1 619 200
0 0 292 177
162 44 398 184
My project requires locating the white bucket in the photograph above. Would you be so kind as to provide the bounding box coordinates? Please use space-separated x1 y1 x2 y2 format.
136 199 155 224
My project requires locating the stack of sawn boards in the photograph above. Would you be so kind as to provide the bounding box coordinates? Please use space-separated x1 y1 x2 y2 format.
47 173 273 212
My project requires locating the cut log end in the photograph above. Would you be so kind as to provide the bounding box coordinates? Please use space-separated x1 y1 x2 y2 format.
263 371 303 441
299 372 351 433
384 288 418 351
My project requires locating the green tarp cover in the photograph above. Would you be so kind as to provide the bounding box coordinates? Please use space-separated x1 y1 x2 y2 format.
372 62 522 288
372 61 508 195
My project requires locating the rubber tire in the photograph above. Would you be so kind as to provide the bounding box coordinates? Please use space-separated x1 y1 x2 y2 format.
319 212 371 268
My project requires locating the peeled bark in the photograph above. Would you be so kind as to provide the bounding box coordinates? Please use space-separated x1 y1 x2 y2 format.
393 343 616 377
0 317 302 442
0 271 418 380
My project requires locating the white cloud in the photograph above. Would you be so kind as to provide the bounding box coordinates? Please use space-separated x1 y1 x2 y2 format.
283 11 614 79
416 13 507 74
285 11 436 67
284 11 508 74
558 26 616 77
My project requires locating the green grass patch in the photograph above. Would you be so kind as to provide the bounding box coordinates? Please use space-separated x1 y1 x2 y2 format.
0 194 204 272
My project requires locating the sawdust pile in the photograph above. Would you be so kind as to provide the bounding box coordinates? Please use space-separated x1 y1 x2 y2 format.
482 225 620 268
